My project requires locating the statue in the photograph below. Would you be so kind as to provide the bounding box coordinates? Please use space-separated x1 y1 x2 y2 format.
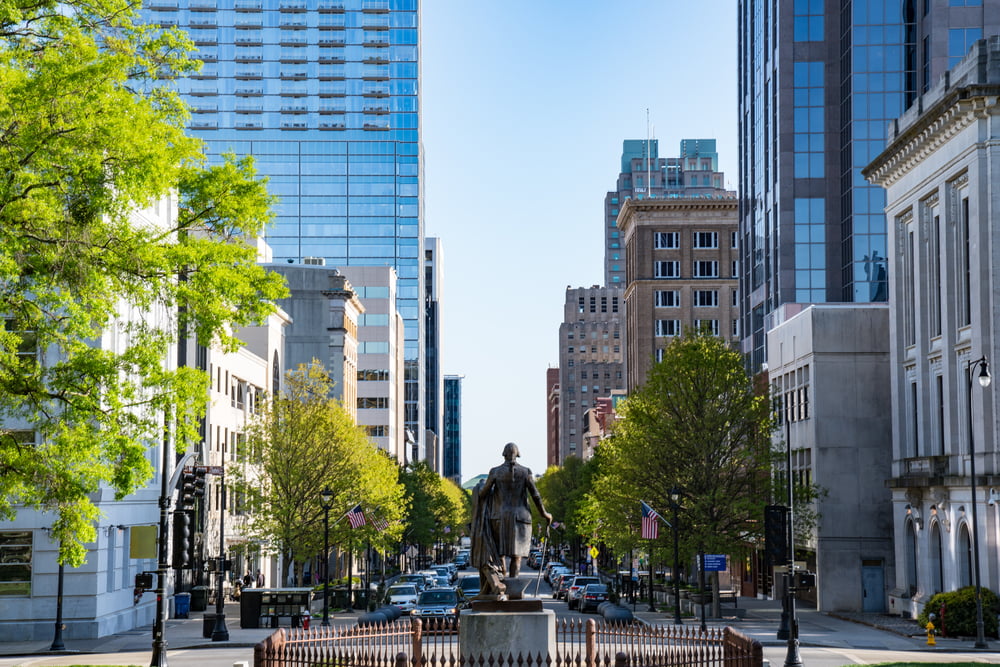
470 442 552 600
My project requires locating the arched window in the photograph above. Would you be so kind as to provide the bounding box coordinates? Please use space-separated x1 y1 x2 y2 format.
905 520 918 596
929 522 943 594
959 524 973 588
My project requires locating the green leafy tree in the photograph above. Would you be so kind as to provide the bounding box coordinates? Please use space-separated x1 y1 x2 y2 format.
586 331 779 563
226 362 405 586
400 461 469 553
0 0 287 565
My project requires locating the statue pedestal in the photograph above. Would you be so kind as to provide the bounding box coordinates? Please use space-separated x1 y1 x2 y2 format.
459 605 555 661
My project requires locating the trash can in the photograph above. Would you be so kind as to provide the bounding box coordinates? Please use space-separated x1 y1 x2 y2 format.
175 593 191 619
202 613 216 639
190 586 208 612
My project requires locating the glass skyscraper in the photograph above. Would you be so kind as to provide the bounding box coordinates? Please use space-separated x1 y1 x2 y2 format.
737 0 997 369
144 0 424 449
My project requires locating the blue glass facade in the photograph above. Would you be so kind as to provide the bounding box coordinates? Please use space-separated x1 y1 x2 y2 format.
737 0 996 368
144 0 424 445
442 375 461 483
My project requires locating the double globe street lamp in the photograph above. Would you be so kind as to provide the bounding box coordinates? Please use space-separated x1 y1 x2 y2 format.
321 487 334 627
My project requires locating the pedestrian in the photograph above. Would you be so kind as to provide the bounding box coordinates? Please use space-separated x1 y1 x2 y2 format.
243 571 253 588
256 569 265 588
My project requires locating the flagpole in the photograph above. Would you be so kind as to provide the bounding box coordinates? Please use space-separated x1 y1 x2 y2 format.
346 532 353 614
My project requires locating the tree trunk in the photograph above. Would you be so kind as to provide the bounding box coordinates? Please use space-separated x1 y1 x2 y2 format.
711 571 720 619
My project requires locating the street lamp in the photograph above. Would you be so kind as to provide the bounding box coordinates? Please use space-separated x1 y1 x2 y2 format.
783 396 802 667
211 469 229 642
321 487 334 627
669 487 682 626
966 356 991 650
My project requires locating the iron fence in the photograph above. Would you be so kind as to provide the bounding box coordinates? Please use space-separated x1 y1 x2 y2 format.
254 616 762 667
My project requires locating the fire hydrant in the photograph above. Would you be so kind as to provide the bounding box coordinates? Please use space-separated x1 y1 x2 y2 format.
925 619 936 646
302 610 311 631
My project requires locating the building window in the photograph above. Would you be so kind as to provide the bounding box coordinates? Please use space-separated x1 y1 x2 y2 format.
793 0 824 41
731 231 738 248
732 261 738 278
366 425 387 437
949 27 982 68
612 296 619 313
655 320 681 337
0 531 32 596
793 61 824 178
654 261 680 279
693 232 718 249
654 232 679 249
693 260 718 278
960 197 971 326
357 397 389 409
693 290 719 307
732 289 738 307
732 319 740 337
655 290 680 308
694 319 720 336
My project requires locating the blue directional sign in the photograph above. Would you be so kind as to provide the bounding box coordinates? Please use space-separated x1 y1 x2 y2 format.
702 554 727 571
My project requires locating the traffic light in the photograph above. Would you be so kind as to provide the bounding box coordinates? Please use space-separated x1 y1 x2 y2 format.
179 467 207 509
172 510 194 568
764 504 788 566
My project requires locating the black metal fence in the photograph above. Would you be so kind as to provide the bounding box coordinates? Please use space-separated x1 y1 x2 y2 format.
253 617 763 667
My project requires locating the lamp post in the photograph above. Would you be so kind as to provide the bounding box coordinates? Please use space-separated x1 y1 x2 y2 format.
669 487 682 625
783 396 802 667
321 487 333 626
50 549 65 651
966 356 991 650
211 469 229 642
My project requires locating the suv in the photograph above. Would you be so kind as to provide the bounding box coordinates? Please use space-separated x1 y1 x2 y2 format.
567 576 600 610
411 588 464 631
385 584 419 614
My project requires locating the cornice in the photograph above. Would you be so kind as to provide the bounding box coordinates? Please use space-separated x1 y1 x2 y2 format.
865 88 1000 187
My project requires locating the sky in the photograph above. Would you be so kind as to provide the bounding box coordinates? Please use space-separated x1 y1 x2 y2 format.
420 1 739 480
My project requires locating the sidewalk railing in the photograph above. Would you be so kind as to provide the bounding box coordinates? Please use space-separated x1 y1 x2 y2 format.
254 616 763 667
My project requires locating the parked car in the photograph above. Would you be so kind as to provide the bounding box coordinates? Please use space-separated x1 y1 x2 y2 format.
544 562 567 584
385 584 420 614
579 584 610 613
528 551 543 568
410 587 464 631
454 552 470 569
567 576 601 610
457 575 481 598
554 574 575 600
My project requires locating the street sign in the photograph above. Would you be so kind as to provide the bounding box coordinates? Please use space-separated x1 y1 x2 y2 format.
702 554 727 572
589 546 599 559
183 465 223 475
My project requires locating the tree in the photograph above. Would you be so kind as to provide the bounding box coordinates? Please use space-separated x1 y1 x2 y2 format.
586 331 778 563
0 0 287 564
537 455 599 563
231 362 405 586
400 461 469 555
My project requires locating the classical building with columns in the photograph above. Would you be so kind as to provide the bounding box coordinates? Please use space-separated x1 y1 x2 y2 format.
864 37 1000 618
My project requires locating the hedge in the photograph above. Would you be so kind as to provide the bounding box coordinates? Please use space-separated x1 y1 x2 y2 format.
917 586 1000 638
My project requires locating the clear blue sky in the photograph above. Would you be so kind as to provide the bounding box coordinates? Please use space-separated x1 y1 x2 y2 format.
421 2 738 480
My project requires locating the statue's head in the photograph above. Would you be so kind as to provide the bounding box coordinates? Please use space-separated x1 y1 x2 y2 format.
502 442 520 461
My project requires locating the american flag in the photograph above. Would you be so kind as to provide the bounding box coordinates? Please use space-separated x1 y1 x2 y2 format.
641 501 660 540
371 515 389 532
345 503 366 529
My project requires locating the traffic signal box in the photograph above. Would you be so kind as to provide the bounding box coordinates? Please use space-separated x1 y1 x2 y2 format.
180 467 207 510
764 504 788 566
172 510 194 568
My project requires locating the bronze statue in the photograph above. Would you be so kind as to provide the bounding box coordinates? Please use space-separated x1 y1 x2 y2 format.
470 442 552 599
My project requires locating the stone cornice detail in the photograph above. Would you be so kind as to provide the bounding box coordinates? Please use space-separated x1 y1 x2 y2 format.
865 89 1000 187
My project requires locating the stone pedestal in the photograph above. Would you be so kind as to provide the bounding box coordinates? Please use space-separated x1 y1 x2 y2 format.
459 606 555 662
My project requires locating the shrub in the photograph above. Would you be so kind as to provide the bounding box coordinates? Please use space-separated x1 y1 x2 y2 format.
917 586 1000 638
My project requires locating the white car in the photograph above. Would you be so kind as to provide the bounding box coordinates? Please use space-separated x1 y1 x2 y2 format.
386 584 419 614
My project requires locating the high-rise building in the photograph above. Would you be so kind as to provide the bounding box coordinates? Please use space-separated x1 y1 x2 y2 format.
737 0 999 369
604 139 727 287
557 287 625 463
442 374 462 484
424 237 443 470
143 0 425 451
618 196 739 391
545 367 560 468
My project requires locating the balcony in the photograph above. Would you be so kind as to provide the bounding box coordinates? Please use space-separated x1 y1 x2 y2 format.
362 68 390 81
280 70 308 80
148 0 178 9
319 18 346 29
235 121 264 130
279 1 307 12
280 19 307 29
234 53 264 63
233 0 262 10
281 105 308 114
319 121 346 130
281 121 308 130
318 53 346 64
189 0 216 10
235 20 262 28
190 120 218 129
235 70 263 79
198 51 218 62
189 19 217 28
235 105 263 113
363 122 389 131
363 37 389 46
318 87 346 97
279 36 308 45
318 1 346 12
319 106 346 114
363 56 389 65
235 36 263 45
361 0 389 12
363 87 389 97
234 87 263 96
192 104 217 113
361 17 390 29
280 88 308 97
190 70 217 79
363 106 389 114
319 37 346 46
189 87 217 96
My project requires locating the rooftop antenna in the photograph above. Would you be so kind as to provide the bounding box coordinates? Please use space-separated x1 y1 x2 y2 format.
646 108 652 199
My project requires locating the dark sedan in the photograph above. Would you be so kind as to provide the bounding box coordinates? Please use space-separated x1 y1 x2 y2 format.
579 583 610 612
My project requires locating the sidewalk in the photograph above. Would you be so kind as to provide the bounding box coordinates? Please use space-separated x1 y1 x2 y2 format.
0 602 360 658
630 594 993 653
